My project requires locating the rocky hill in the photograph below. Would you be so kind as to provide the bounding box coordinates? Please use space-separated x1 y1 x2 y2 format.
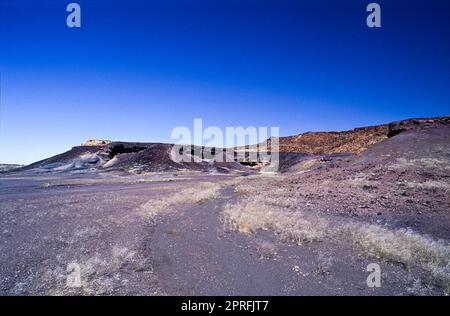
10 142 247 175
4 116 449 175
261 116 450 154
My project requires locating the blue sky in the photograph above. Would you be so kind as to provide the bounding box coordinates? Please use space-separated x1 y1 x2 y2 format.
1 0 449 164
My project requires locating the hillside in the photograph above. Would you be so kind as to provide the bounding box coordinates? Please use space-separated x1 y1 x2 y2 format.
3 116 449 175
260 116 450 154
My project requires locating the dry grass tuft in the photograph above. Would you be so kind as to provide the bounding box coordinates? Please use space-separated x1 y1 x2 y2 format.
343 173 378 189
255 239 278 259
315 252 333 275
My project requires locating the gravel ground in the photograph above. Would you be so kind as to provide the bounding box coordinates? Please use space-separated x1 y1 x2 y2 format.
0 169 447 295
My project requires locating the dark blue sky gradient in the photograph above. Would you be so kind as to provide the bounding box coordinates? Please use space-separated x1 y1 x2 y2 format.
1 0 449 163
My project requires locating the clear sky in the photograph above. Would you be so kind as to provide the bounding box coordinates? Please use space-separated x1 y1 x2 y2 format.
1 0 449 164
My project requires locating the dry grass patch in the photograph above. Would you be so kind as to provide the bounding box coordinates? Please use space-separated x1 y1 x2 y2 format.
222 173 450 293
223 175 327 243
341 223 450 294
292 159 318 173
389 158 450 172
343 173 378 189
404 180 450 191
222 195 328 243
233 176 285 196
221 172 450 293
224 194 450 293
420 158 450 170
140 182 222 218
131 177 179 184
43 246 147 296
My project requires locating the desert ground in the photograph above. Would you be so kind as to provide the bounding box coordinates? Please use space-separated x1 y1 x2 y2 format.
1 118 449 296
